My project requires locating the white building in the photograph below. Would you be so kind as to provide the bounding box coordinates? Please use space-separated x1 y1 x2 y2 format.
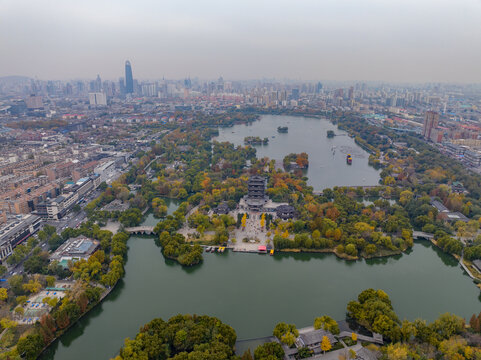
0 214 42 261
88 92 107 106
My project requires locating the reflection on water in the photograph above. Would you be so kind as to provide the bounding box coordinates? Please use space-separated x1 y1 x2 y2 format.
41 238 481 360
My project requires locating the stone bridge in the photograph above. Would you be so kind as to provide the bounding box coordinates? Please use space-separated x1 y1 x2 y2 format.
413 231 434 240
125 226 155 235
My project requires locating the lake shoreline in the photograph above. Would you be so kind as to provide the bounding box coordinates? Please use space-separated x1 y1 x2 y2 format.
278 247 402 261
38 282 116 359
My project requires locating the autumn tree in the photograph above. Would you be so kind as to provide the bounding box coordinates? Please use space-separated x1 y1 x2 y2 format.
0 288 7 301
321 336 331 353
260 213 265 229
469 313 481 333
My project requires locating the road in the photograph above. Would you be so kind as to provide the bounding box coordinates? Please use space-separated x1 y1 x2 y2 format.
45 189 101 233
1 188 102 283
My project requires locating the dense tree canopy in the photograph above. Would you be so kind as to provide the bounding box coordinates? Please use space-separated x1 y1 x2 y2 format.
115 315 237 360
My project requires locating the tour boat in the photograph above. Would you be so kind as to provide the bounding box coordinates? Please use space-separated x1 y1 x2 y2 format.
269 249 274 256
346 154 352 165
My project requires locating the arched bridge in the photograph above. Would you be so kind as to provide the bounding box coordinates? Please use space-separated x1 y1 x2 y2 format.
125 226 155 235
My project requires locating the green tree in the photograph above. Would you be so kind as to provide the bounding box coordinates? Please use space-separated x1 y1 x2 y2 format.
8 274 24 295
17 333 45 360
14 306 25 316
45 275 56 287
347 289 401 341
313 315 340 335
297 347 313 359
16 295 27 305
253 342 285 360
0 318 17 329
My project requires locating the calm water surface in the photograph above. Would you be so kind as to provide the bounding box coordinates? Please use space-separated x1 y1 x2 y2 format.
41 238 480 360
142 197 181 226
214 115 380 190
39 117 480 360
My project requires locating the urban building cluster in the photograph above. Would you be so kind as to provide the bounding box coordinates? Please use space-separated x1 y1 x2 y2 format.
1 62 481 265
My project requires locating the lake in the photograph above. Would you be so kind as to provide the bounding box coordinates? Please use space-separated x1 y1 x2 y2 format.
40 237 480 360
214 115 380 190
39 116 480 360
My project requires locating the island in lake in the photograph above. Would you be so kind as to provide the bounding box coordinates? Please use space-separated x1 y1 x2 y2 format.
244 136 269 145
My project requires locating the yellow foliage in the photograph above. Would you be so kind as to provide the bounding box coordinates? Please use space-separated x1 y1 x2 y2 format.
0 318 16 329
385 343 409 360
22 280 42 294
321 336 331 352
0 288 7 301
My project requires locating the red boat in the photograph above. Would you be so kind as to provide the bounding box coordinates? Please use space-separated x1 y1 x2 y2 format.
346 154 352 165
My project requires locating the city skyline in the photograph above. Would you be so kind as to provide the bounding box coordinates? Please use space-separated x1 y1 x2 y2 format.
1 0 481 83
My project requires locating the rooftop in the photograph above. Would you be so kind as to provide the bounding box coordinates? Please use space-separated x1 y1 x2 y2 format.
50 236 99 262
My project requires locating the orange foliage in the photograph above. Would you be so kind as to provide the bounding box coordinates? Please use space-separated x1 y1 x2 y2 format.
325 207 340 220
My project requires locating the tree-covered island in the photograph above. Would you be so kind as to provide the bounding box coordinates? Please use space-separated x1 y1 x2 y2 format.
114 289 481 360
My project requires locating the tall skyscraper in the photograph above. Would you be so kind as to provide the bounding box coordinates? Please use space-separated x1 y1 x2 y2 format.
95 74 102 92
125 60 134 94
423 111 439 140
291 88 299 100
348 86 354 100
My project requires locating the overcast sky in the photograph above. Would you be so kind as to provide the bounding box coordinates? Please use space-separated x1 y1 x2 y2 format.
1 0 481 83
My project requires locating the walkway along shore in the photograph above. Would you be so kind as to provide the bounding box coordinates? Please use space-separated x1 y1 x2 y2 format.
37 283 117 358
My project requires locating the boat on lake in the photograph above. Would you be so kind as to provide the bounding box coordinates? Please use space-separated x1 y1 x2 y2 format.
277 126 288 133
346 154 352 165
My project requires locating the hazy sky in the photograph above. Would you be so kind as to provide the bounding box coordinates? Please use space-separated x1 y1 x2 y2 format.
1 0 481 83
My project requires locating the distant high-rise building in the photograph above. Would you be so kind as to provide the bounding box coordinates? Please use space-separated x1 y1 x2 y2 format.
291 88 299 100
334 88 344 98
348 86 354 100
125 60 134 94
315 82 323 94
89 92 107 106
423 111 439 140
25 94 43 109
95 74 102 92
119 78 125 95
76 81 85 95
141 83 157 97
